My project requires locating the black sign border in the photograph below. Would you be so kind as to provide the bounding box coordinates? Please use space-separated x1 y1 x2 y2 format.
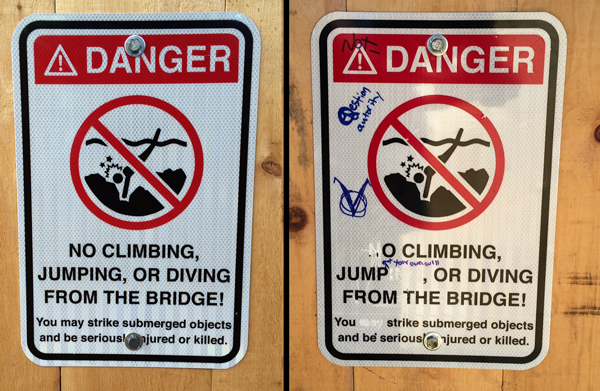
318 19 561 364
18 19 254 364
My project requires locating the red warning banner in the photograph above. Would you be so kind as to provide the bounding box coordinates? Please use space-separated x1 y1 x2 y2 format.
34 34 239 85
333 34 546 84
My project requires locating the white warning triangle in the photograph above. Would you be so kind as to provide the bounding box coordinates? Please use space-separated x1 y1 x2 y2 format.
44 45 78 76
343 44 377 75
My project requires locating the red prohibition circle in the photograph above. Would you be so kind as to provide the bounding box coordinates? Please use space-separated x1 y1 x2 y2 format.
368 95 505 231
71 95 204 230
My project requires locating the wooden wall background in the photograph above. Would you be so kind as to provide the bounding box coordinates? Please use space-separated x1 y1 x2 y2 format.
290 1 600 390
0 0 283 390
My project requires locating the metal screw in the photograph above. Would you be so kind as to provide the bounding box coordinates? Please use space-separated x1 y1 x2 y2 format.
125 333 143 350
427 34 448 57
125 35 146 57
424 332 442 351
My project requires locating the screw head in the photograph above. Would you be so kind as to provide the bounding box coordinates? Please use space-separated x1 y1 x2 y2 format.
125 333 143 350
125 35 146 57
424 332 442 351
427 34 448 57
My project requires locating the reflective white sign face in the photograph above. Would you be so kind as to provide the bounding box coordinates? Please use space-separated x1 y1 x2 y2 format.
312 12 566 369
13 13 260 368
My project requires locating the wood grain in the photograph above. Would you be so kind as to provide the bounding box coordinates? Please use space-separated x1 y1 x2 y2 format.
503 0 600 389
346 0 517 12
288 0 597 390
55 0 224 13
214 0 284 389
0 2 61 391
1 0 282 390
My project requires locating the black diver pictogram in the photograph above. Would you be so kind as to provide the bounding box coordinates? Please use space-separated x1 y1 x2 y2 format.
382 128 490 217
84 128 188 216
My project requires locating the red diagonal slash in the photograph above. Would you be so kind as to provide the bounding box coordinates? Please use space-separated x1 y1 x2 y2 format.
391 119 480 208
92 119 181 207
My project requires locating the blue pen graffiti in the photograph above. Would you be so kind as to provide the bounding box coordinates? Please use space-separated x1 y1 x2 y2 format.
382 259 441 268
338 87 370 125
337 87 384 132
338 107 360 125
334 177 371 217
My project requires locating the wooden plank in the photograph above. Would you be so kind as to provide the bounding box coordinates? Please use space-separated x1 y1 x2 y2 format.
57 0 215 385
50 1 256 391
211 0 284 390
340 2 504 385
288 0 355 390
53 0 283 389
354 367 501 391
503 0 600 390
63 368 211 391
55 0 224 13
1 0 283 389
0 3 60 391
288 1 513 390
346 0 516 11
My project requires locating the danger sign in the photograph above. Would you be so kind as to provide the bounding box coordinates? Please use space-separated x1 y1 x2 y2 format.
312 13 566 370
13 14 260 369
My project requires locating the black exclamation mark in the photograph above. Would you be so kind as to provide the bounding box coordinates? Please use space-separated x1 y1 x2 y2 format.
59 54 63 72
220 292 224 306
522 293 526 306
